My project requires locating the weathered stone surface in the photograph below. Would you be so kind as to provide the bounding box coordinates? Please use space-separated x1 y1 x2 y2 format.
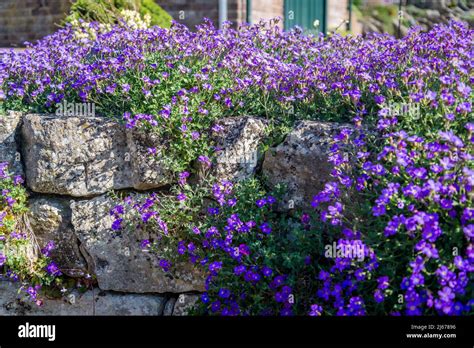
163 297 176 316
199 117 267 182
21 114 174 196
0 281 166 316
21 114 132 197
0 110 23 176
0 280 94 316
262 120 353 211
71 195 205 293
94 291 165 315
172 294 200 316
28 197 88 277
125 128 173 190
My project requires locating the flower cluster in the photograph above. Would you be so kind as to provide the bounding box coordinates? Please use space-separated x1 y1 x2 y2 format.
0 162 62 305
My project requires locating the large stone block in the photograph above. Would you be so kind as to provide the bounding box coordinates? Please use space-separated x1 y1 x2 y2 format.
28 197 89 278
172 293 200 316
0 281 166 316
0 110 23 176
262 120 354 211
21 114 132 197
126 128 173 190
70 195 205 293
199 117 267 182
21 114 173 196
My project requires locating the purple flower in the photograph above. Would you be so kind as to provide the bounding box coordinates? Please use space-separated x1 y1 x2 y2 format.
262 266 273 277
111 218 122 231
198 155 212 168
259 222 272 235
309 304 323 316
159 259 171 272
209 261 223 273
374 289 384 303
45 261 62 276
140 239 151 249
218 288 231 299
41 241 55 256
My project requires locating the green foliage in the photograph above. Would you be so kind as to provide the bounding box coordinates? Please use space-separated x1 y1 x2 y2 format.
64 0 172 28
140 0 173 27
0 165 58 289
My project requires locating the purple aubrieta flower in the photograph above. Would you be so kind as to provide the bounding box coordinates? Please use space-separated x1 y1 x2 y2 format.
256 199 266 208
209 261 222 273
463 225 474 239
218 288 231 299
159 259 171 272
262 266 273 277
377 276 389 290
140 239 151 249
374 289 384 303
201 293 210 303
45 261 62 276
111 218 122 231
198 155 212 168
259 222 272 235
13 175 24 185
0 253 6 266
234 265 246 275
309 304 323 316
178 171 190 185
41 240 55 257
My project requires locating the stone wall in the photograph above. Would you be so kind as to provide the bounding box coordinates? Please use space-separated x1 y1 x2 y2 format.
0 0 71 47
0 110 350 315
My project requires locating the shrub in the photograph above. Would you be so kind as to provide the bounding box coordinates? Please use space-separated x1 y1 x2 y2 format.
64 0 172 28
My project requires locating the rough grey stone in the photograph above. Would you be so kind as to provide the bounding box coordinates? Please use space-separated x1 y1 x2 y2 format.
199 117 267 182
125 128 173 190
21 114 132 197
0 110 23 176
21 114 175 196
70 195 205 293
172 294 200 316
0 280 94 316
94 291 166 315
0 281 166 316
163 297 176 316
28 197 88 277
262 120 354 211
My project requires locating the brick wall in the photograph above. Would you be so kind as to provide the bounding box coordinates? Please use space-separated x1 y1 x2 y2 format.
0 0 71 47
157 0 219 29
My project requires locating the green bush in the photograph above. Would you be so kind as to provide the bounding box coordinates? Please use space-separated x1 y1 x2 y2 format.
64 0 172 28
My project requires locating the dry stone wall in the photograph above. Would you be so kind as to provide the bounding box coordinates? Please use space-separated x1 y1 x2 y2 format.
0 111 349 315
